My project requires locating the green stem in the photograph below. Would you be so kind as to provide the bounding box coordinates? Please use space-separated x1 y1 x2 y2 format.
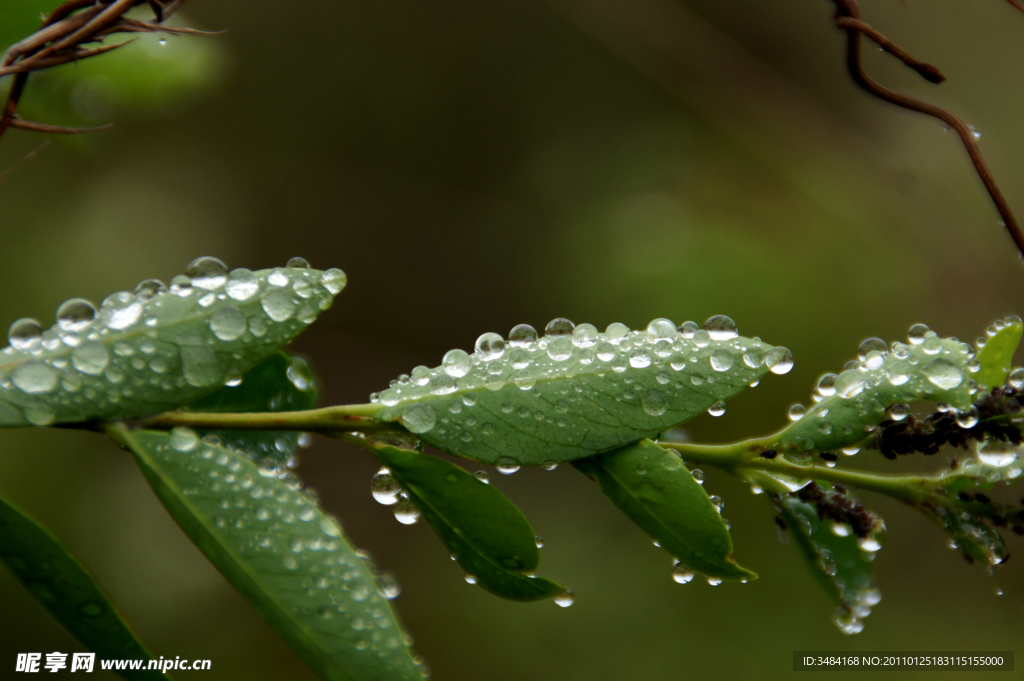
137 403 394 435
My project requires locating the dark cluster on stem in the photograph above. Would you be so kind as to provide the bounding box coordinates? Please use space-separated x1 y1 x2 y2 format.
868 385 1024 459
787 482 881 539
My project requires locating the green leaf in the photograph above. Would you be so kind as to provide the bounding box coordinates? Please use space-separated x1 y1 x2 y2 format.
772 486 879 634
112 425 421 681
367 438 564 602
186 352 318 464
777 325 978 452
0 259 344 428
572 439 756 581
975 316 1023 390
374 319 787 465
0 494 167 680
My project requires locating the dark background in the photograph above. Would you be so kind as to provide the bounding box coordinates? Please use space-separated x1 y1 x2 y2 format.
1 1 1023 679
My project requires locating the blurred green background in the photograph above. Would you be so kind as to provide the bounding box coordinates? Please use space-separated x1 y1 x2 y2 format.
2 0 1023 678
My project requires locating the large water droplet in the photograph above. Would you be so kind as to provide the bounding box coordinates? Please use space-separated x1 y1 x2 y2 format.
976 440 1018 466
572 323 599 348
393 496 421 525
605 322 630 344
170 427 200 452
545 318 575 338
286 256 311 268
908 323 930 345
642 389 667 416
320 268 347 294
888 403 910 421
629 350 651 368
671 561 695 584
856 338 887 361
475 333 505 360
401 404 436 433
765 347 793 374
442 349 471 377
210 306 247 341
1008 367 1024 390
835 369 865 398
261 290 297 322
225 268 260 301
922 358 963 390
710 349 734 372
133 278 167 301
99 292 142 330
186 256 228 290
816 373 837 396
371 468 402 505
169 274 192 297
554 589 574 607
707 400 726 417
788 403 806 421
8 318 42 350
704 315 738 340
547 337 573 361
13 361 58 394
495 457 520 475
646 318 678 342
956 406 979 428
71 341 109 375
56 298 96 332
508 324 537 346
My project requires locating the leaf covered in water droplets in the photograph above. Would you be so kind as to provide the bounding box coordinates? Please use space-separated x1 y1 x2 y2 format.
373 318 787 465
113 425 421 681
0 494 168 680
0 259 344 427
573 439 756 581
367 438 564 602
776 325 979 452
186 352 318 464
772 486 879 635
975 316 1022 390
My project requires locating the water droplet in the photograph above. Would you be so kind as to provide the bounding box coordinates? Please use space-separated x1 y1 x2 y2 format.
742 348 764 368
170 427 200 452
320 268 347 294
261 290 297 322
13 361 57 394
707 401 726 417
508 324 537 346
646 318 678 342
544 318 575 338
605 322 630 344
693 329 710 347
857 338 887 361
225 268 260 301
832 609 864 635
888 403 910 421
788 404 806 421
185 256 228 290
71 341 109 375
858 535 882 552
393 496 420 524
442 349 471 377
568 323 598 348
554 589 574 607
371 468 402 505
547 337 573 361
691 469 704 484
1008 367 1024 389
704 315 738 340
473 470 490 484
401 405 436 433
922 358 963 390
629 350 651 368
535 535 544 548
475 333 505 360
885 362 910 386
710 349 734 372
709 495 724 513
595 341 616 362
56 298 96 332
8 318 42 350
976 440 1018 466
835 369 865 398
706 576 723 586
678 321 698 338
495 457 520 475
765 347 794 374
642 389 667 416
908 323 931 344
286 256 311 268
816 373 837 396
209 306 247 341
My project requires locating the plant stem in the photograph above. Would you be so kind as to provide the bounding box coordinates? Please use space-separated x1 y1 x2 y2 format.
138 403 394 435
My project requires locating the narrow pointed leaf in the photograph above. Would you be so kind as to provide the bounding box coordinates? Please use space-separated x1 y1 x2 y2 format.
777 327 978 452
374 320 785 465
0 262 344 427
572 439 756 580
0 495 167 681
369 439 563 601
772 486 879 631
975 316 1022 390
112 425 421 681
186 352 318 463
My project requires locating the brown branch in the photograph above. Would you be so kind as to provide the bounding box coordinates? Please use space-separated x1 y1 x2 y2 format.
0 41 132 78
1005 0 1024 15
834 17 944 83
829 0 1024 261
9 117 113 134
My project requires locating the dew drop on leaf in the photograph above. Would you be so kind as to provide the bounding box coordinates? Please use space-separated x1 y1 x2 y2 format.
475 333 505 360
186 256 228 290
707 400 726 417
261 290 297 322
225 268 260 301
908 323 931 345
703 315 738 341
56 298 96 332
8 318 42 350
393 496 420 524
646 318 678 342
13 361 58 394
554 589 574 607
401 404 436 434
495 457 520 475
671 561 695 584
765 347 794 374
209 306 247 341
641 388 667 416
788 403 806 421
286 256 311 269
371 468 401 505
133 278 167 301
605 322 630 344
710 349 734 372
922 358 964 390
508 324 537 346
442 349 471 378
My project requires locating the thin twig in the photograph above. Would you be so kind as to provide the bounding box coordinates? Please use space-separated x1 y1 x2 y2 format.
1005 0 1024 15
9 118 113 134
829 0 1024 260
834 17 944 83
0 140 50 182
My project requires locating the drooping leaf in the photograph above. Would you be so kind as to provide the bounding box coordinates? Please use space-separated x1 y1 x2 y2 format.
186 352 318 464
0 494 167 681
777 324 978 452
0 259 344 428
572 439 756 581
367 438 564 602
975 316 1023 390
373 318 788 465
112 425 421 681
772 485 879 634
